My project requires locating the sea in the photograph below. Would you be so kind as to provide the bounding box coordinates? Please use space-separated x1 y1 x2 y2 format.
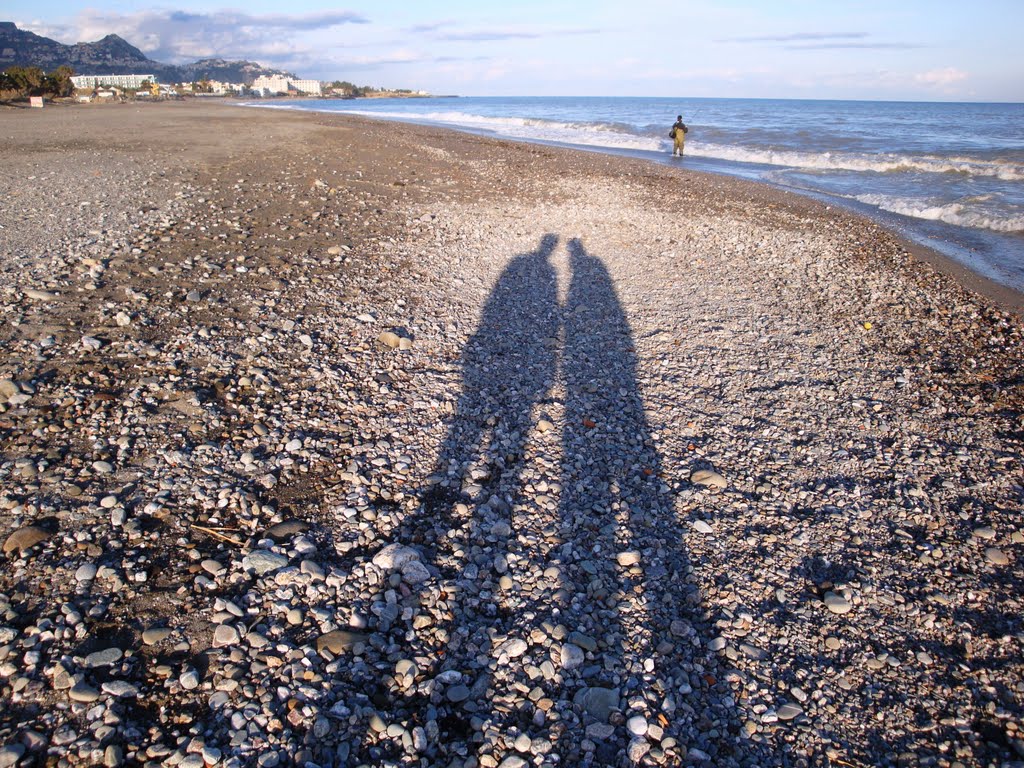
244 96 1024 293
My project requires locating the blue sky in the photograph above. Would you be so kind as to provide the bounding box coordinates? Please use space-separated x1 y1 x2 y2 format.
10 0 1024 101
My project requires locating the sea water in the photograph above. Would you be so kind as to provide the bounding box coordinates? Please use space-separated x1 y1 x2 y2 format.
248 96 1024 292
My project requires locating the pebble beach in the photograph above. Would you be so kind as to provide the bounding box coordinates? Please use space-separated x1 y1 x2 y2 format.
1 101 1022 768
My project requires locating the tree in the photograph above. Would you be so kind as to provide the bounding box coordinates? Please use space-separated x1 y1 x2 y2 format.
4 66 45 96
46 65 75 98
1 65 79 99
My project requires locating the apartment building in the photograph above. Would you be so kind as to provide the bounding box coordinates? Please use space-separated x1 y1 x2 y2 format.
71 74 156 90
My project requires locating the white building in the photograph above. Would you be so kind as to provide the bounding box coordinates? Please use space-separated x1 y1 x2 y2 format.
207 80 247 95
251 75 290 95
251 75 321 96
71 74 156 90
289 79 322 96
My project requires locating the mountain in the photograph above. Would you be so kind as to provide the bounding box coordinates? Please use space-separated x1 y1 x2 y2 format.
0 22 294 84
178 58 295 85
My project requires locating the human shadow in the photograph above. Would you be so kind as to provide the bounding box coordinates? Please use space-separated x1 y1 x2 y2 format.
553 238 757 765
356 235 760 766
395 233 563 760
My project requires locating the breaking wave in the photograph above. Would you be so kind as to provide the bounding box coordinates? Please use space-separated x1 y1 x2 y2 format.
317 107 1024 182
691 143 1024 181
854 194 1024 232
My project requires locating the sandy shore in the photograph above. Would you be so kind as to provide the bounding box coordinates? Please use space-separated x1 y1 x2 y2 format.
1 101 1022 768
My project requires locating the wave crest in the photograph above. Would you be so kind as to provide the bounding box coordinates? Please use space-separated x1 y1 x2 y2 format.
854 194 1024 232
260 104 1024 182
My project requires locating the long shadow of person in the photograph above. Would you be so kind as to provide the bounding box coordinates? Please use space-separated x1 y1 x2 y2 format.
356 235 759 767
392 233 563 762
555 238 758 766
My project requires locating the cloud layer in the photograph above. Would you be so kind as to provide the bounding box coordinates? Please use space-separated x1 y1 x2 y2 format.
723 32 869 43
25 9 368 64
433 27 599 42
721 31 921 51
13 5 1005 100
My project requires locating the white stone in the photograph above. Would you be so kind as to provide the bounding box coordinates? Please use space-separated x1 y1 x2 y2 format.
372 543 422 570
400 559 431 584
23 289 59 301
691 469 727 488
616 551 641 567
496 637 529 658
560 643 585 670
213 624 240 647
823 591 852 615
627 715 648 737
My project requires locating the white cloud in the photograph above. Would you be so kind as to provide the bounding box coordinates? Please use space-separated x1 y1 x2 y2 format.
914 67 968 88
435 26 599 42
331 49 424 69
24 9 368 65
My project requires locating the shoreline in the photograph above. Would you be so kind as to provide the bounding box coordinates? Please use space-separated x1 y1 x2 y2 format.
327 106 1024 311
1 101 1022 767
307 105 1024 323
236 98 1024 307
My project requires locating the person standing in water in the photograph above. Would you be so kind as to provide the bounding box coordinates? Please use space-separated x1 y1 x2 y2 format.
670 115 688 157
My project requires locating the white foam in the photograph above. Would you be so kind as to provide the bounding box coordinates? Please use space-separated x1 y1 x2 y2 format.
855 194 1024 232
325 108 667 152
239 102 1024 238
251 103 1024 182
688 143 1024 181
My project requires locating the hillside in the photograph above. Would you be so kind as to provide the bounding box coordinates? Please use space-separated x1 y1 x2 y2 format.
177 58 296 85
0 21 294 84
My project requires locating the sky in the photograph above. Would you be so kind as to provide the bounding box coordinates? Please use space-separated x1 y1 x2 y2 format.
10 0 1024 101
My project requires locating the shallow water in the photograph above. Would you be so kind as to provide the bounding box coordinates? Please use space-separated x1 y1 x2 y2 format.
246 96 1024 292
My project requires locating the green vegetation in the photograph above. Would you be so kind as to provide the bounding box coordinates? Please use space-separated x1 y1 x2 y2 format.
328 81 419 97
329 80 366 96
0 65 75 98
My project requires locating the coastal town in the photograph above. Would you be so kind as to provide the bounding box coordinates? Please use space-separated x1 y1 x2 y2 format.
62 72 430 102
0 21 431 105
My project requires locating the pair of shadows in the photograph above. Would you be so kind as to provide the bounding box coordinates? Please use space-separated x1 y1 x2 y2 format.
377 235 754 765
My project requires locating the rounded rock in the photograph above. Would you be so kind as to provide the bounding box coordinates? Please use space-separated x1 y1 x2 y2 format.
984 547 1010 565
561 643 585 670
823 591 852 615
142 627 172 645
101 680 140 698
213 625 240 647
0 745 26 768
179 669 200 690
69 683 100 703
627 715 649 737
690 468 727 489
2 525 52 555
616 551 641 567
777 703 803 721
